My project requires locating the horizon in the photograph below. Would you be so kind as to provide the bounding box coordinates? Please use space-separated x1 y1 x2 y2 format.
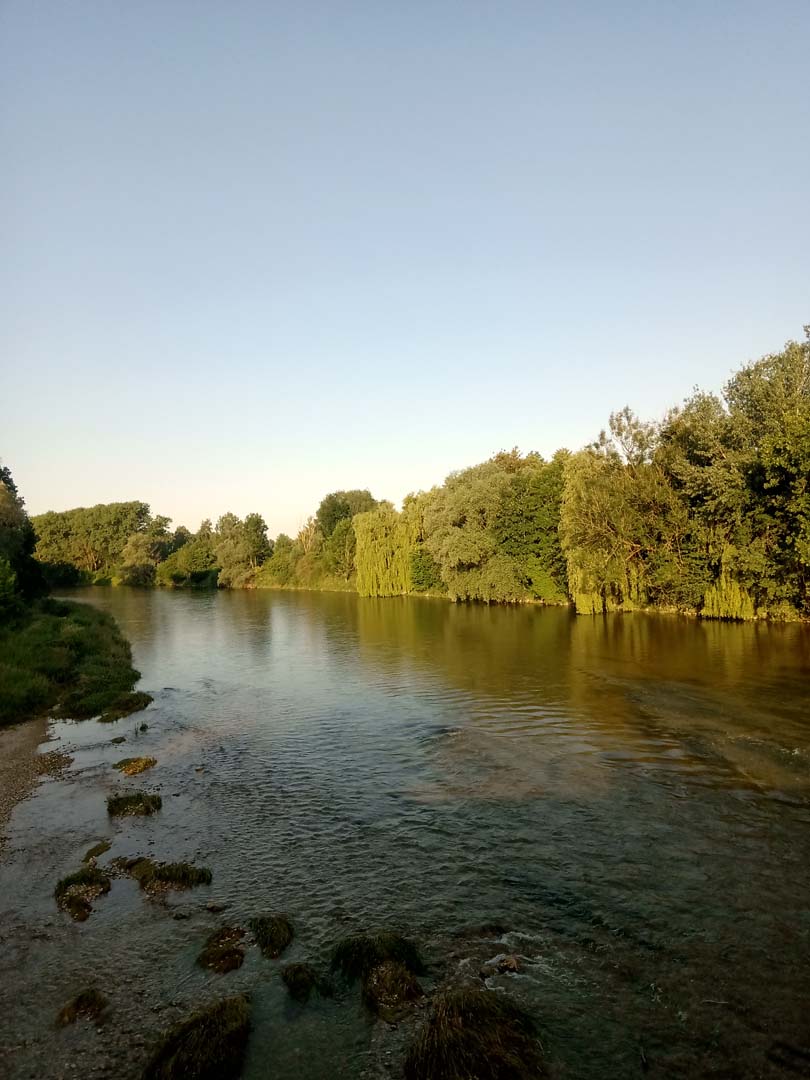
3 2 809 536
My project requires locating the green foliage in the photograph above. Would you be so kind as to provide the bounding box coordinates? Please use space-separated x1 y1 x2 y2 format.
409 547 444 593
156 527 219 588
214 512 272 588
354 505 416 597
34 501 151 576
0 599 144 726
0 463 43 603
316 489 377 537
322 517 356 579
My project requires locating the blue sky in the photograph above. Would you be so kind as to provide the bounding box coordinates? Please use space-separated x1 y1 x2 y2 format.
2 2 808 537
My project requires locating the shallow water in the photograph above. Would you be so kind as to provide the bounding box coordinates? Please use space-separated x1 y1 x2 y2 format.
1 588 809 1078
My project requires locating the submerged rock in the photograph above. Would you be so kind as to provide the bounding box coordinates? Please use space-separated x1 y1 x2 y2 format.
57 987 109 1026
197 927 246 973
107 792 162 817
248 914 294 958
363 960 423 1020
113 756 157 776
54 866 111 921
280 963 328 1003
142 995 251 1080
331 931 424 982
403 988 546 1079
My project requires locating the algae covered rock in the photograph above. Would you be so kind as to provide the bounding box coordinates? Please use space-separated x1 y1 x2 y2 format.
54 866 111 921
82 840 111 863
113 756 157 776
197 927 246 974
280 963 327 1003
331 931 424 982
116 857 212 893
363 959 423 1019
248 914 294 958
107 792 162 817
57 987 108 1026
403 988 546 1080
142 995 251 1080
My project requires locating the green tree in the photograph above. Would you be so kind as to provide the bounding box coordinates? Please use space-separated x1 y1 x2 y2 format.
315 490 377 537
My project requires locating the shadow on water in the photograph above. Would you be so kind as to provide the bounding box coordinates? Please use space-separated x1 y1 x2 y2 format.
1 587 809 1078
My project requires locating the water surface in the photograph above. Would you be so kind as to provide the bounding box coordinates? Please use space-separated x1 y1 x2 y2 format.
1 589 809 1078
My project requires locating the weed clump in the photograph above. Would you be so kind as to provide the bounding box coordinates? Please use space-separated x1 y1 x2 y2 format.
331 931 424 982
82 840 111 863
280 963 330 1003
403 989 546 1080
97 691 153 722
54 866 111 921
117 857 212 893
142 994 251 1080
107 792 162 817
363 960 423 1019
57 987 109 1026
197 928 246 974
113 756 157 776
248 914 294 958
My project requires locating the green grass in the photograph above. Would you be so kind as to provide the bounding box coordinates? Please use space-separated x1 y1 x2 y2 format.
142 995 251 1080
0 598 150 726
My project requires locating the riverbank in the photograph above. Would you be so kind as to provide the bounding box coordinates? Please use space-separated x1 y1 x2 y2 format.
0 716 47 849
0 598 151 728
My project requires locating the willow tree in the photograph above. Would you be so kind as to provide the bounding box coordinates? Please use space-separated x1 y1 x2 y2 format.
354 504 416 597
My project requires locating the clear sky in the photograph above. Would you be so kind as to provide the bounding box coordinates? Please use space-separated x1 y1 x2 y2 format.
2 2 808 538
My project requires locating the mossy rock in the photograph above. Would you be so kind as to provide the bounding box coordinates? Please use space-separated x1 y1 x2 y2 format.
280 963 331 1004
142 995 251 1080
248 914 294 958
107 792 162 817
113 756 157 776
57 987 109 1026
363 960 423 1019
331 931 424 982
82 840 111 863
54 866 111 921
403 988 546 1080
98 690 153 722
197 928 246 974
117 857 212 893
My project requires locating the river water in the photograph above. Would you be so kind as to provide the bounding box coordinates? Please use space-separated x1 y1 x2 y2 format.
1 588 809 1078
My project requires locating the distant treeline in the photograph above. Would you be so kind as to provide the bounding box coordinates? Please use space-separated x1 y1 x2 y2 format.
19 328 810 621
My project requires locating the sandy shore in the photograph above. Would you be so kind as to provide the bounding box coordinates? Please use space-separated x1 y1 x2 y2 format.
0 717 48 852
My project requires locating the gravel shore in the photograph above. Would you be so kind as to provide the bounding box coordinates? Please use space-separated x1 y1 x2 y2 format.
0 717 48 852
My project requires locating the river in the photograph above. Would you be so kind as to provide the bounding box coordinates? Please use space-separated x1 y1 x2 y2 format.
1 588 809 1078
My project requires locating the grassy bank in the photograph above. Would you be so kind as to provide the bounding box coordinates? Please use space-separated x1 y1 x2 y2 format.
0 598 150 727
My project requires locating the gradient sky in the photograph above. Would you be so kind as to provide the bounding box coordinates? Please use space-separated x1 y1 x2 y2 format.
2 2 808 538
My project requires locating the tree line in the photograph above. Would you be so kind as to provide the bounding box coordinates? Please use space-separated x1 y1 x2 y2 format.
13 327 810 621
